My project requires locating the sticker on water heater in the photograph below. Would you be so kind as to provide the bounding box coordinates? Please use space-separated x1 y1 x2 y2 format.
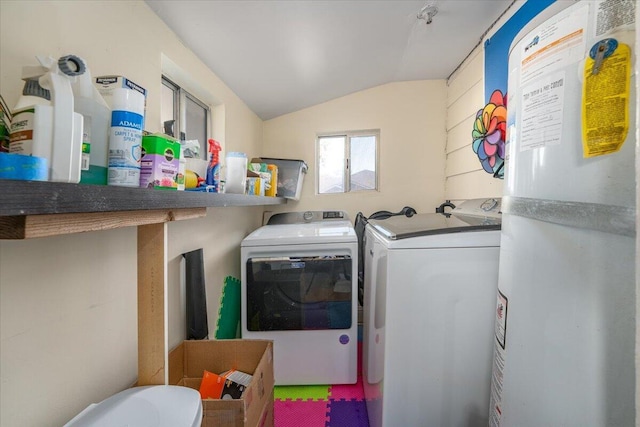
581 41 631 157
519 70 566 152
495 290 508 350
489 291 509 425
594 0 636 37
519 4 588 86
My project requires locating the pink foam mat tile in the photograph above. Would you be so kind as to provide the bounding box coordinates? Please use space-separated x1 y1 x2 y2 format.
328 376 366 401
274 399 330 427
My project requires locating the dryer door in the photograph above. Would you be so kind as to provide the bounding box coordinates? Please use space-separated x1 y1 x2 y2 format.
245 255 353 331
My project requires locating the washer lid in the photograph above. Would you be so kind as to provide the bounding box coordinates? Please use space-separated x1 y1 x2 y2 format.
368 212 500 240
242 220 356 246
64 386 203 427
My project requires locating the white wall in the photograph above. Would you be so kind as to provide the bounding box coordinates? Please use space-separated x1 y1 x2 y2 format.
263 80 448 220
445 47 504 202
0 2 264 426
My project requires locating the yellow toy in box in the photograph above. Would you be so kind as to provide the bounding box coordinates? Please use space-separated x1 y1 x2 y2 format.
140 134 181 189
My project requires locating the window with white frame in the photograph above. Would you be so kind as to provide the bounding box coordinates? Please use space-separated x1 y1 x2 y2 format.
317 130 378 194
161 76 210 159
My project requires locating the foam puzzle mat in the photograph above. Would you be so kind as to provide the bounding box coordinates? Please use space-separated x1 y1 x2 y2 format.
274 343 369 427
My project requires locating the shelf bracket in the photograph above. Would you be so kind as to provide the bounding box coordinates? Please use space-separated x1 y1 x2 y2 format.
137 222 168 385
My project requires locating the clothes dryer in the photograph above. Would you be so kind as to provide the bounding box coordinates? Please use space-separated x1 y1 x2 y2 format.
363 198 502 427
241 211 358 385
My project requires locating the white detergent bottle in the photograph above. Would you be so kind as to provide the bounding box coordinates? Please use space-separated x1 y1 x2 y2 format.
38 55 85 183
72 60 111 185
11 55 85 183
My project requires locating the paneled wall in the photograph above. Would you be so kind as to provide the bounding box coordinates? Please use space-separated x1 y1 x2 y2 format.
444 47 504 203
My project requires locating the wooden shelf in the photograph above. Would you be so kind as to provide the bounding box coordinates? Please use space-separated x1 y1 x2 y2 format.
0 179 286 216
0 180 286 239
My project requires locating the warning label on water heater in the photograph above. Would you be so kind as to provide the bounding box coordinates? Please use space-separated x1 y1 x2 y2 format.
495 290 508 349
581 42 632 158
489 290 509 427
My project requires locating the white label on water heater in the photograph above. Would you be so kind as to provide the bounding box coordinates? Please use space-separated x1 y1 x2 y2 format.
489 290 509 427
595 0 636 36
519 4 588 86
520 70 566 152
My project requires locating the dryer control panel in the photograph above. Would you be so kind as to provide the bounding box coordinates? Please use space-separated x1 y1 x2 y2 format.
267 210 348 225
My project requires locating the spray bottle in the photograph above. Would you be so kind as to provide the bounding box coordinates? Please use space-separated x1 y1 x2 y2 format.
10 55 85 183
205 138 221 192
71 59 111 185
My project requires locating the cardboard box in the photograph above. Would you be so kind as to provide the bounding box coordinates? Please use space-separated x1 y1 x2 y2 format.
169 339 274 427
140 134 181 189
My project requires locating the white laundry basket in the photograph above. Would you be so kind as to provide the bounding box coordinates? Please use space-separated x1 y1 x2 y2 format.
64 385 203 427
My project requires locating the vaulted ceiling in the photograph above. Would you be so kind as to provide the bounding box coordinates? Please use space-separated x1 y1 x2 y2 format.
146 0 514 120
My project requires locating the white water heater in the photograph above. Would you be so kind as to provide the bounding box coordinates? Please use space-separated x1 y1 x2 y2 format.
489 1 636 426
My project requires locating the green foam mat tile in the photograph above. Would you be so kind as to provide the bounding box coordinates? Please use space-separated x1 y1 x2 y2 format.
215 276 241 339
275 384 330 401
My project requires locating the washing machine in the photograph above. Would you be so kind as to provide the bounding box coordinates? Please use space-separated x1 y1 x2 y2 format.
241 211 358 385
363 198 502 427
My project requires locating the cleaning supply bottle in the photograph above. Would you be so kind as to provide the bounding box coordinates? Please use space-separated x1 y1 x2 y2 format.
10 55 85 183
107 87 145 187
205 138 221 192
71 59 111 185
266 163 278 197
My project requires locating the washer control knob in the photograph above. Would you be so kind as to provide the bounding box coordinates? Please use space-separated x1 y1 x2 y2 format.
303 211 314 222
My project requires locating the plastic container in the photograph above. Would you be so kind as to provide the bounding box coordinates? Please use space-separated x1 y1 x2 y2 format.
259 157 307 200
64 385 202 427
10 55 85 183
224 151 247 194
139 134 180 190
72 61 110 185
107 88 145 187
94 75 147 129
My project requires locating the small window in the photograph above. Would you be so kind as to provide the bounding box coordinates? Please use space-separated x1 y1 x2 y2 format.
161 76 209 159
317 131 378 194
